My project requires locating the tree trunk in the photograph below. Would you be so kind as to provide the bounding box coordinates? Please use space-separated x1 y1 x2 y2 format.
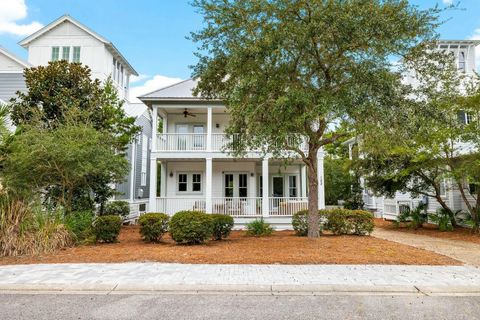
306 150 320 238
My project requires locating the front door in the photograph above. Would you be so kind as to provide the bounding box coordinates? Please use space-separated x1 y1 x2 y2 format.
273 176 284 197
176 124 189 150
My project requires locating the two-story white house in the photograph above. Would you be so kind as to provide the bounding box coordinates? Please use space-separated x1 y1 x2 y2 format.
139 79 326 228
0 15 151 218
349 40 479 220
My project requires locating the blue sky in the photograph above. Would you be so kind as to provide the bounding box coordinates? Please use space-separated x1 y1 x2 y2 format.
0 0 479 98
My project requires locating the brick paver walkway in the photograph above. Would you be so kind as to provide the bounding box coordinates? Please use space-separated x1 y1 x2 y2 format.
373 229 480 266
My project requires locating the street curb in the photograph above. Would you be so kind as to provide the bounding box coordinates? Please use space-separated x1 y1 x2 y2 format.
2 283 480 295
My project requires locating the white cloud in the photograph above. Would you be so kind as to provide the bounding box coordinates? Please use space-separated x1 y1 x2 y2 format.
0 0 43 36
129 74 183 103
442 0 453 5
130 74 149 84
469 28 480 71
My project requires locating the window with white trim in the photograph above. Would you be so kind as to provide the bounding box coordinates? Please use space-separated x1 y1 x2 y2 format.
51 47 60 61
177 173 203 193
288 175 298 197
439 179 447 197
112 58 117 80
140 134 148 186
459 51 466 72
62 47 70 61
72 47 81 62
239 174 248 197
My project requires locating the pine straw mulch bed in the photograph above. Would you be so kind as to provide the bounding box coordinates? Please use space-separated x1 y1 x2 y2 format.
375 218 480 245
0 226 460 266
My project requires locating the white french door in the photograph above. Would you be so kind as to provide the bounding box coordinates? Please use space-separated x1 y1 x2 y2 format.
224 173 248 198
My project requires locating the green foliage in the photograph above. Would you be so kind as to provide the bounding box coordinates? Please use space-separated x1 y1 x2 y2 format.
104 201 130 218
0 195 73 257
138 213 170 243
169 211 213 244
323 209 374 235
92 215 122 243
245 219 273 237
429 208 456 232
64 210 94 244
210 214 234 240
2 124 129 213
324 157 353 206
343 175 365 210
191 0 441 237
292 210 323 237
397 203 428 230
10 61 139 148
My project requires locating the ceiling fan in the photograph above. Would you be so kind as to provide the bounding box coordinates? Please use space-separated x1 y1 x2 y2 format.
183 108 196 118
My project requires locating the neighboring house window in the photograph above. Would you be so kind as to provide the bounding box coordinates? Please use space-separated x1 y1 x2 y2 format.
178 174 188 192
51 47 60 61
459 51 466 72
259 175 263 197
120 66 124 87
289 175 298 197
458 111 472 125
439 179 447 197
192 174 202 192
62 46 70 61
469 183 477 195
112 58 117 80
140 134 148 186
72 47 81 62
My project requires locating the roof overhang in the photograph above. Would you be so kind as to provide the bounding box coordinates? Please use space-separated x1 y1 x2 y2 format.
0 47 30 69
18 14 138 76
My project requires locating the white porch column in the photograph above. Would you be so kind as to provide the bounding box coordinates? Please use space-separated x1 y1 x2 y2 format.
149 158 157 212
151 105 158 151
317 149 325 209
262 158 269 217
149 105 159 212
301 164 307 198
207 106 212 151
129 138 137 202
205 157 213 213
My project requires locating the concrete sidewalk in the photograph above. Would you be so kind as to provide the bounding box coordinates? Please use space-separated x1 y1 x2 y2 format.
1 263 480 295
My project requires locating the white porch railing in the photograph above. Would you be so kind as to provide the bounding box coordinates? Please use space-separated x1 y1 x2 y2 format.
211 197 262 217
156 133 309 153
383 199 421 217
157 133 207 151
155 197 307 217
269 197 308 216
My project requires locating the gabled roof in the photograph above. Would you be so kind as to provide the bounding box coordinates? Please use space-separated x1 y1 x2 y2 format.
18 14 138 76
0 47 30 69
139 78 221 103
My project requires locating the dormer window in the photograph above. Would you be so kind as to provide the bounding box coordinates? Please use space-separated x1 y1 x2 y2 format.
459 51 466 72
51 47 60 61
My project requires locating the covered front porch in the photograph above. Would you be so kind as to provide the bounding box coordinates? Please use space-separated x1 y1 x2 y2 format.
148 158 325 218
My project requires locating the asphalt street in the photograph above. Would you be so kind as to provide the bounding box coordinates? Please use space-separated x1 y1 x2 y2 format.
0 293 479 320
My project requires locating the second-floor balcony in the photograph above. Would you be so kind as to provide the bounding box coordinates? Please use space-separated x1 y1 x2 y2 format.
155 133 308 154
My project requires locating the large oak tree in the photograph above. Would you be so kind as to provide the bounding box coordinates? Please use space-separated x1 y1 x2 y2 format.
191 0 442 237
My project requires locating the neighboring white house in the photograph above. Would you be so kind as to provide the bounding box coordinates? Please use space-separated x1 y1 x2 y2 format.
139 79 326 228
0 15 150 218
347 40 479 220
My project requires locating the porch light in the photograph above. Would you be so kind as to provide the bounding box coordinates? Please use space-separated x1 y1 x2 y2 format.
169 171 174 178
250 172 254 177
216 123 220 128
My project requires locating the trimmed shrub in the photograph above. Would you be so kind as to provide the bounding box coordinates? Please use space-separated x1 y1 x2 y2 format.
246 219 273 236
169 211 213 244
292 210 325 236
64 210 94 244
92 215 122 243
323 209 374 235
104 201 130 218
138 213 169 242
211 214 234 240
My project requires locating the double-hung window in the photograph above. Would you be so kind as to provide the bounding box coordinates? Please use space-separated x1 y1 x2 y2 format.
62 47 70 61
177 173 202 193
51 47 60 61
72 47 81 62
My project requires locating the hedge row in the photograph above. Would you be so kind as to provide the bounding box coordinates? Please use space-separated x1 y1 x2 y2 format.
292 209 374 236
